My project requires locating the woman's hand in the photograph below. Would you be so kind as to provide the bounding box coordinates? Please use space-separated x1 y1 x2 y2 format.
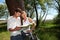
27 30 32 33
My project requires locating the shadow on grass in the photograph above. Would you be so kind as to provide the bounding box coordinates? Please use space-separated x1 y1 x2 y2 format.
35 26 60 40
0 22 7 32
0 26 7 32
0 22 7 25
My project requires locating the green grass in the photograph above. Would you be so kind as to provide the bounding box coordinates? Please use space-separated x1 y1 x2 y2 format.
0 20 10 40
40 23 56 28
0 31 10 40
38 32 58 40
0 20 60 40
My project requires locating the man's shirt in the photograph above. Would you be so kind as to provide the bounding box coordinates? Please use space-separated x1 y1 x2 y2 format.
7 16 21 36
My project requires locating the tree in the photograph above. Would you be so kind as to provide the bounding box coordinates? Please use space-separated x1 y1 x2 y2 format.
24 0 53 27
5 0 25 16
0 4 8 18
24 0 39 27
5 0 25 25
54 0 60 26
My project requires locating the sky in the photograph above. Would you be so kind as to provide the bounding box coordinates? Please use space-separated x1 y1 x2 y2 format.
0 0 5 4
0 0 58 20
37 4 58 20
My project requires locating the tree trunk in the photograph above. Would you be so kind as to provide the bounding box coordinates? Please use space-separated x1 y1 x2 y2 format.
34 0 38 27
5 0 25 16
5 0 25 25
54 0 60 27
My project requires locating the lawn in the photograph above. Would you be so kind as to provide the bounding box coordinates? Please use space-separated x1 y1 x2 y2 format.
0 20 10 40
0 20 60 40
0 31 10 40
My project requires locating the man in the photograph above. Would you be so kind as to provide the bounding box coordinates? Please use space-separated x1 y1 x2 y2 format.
7 9 23 40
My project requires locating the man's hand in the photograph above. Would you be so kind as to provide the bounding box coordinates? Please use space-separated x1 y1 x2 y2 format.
15 26 22 30
9 26 22 32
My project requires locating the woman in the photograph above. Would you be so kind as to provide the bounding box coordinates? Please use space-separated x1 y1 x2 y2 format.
21 11 36 40
21 11 36 33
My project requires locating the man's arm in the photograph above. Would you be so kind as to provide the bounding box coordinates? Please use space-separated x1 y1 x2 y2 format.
9 26 22 32
7 18 22 32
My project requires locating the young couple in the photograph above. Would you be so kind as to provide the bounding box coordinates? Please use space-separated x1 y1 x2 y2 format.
7 8 36 40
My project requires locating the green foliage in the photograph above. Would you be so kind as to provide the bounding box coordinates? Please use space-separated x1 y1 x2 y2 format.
0 4 5 18
38 0 46 12
24 0 35 17
0 3 8 18
53 0 60 27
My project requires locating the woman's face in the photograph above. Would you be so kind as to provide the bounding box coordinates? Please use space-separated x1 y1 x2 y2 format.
22 12 27 19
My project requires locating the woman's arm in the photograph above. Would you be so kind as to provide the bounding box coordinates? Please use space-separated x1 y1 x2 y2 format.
28 17 36 30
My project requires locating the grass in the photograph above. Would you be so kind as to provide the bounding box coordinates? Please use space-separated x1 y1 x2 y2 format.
0 20 10 40
36 28 60 40
0 31 10 40
0 20 60 40
38 32 58 40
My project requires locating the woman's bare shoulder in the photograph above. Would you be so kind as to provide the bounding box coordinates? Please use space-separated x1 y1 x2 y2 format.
28 17 33 23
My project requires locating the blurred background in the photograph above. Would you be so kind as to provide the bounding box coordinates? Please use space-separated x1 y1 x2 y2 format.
0 0 60 40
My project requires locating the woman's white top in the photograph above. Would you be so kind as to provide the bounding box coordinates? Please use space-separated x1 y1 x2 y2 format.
23 17 31 33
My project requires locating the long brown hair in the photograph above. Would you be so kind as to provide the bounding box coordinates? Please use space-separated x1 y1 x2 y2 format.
17 8 23 25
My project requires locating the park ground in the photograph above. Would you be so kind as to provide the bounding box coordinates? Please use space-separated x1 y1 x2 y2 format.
0 20 60 40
